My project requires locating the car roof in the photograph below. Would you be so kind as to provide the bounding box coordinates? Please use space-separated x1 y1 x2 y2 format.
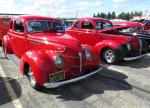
77 17 109 22
12 15 61 22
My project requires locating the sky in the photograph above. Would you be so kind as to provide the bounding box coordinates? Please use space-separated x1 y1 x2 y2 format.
0 0 150 18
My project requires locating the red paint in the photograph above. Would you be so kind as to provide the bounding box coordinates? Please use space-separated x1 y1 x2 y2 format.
3 15 100 85
66 18 144 61
0 17 10 40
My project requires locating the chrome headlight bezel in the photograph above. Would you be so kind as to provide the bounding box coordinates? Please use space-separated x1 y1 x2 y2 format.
85 49 92 61
54 55 64 69
126 41 132 51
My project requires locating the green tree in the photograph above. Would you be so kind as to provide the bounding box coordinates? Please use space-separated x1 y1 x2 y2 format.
97 12 100 17
111 11 116 19
93 13 96 17
100 12 107 18
107 12 111 19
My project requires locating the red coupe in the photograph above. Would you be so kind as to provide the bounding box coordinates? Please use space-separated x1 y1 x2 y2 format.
2 16 102 90
66 18 147 64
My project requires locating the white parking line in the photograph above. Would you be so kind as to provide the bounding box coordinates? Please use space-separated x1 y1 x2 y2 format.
0 65 24 108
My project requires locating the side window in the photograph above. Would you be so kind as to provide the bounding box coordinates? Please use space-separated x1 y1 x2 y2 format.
81 21 94 29
74 22 80 28
2 19 10 24
14 20 24 32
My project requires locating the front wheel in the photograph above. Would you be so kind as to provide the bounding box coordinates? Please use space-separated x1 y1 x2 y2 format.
27 67 43 91
102 48 118 64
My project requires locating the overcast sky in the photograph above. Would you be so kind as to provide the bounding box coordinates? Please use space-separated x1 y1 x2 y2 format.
0 0 149 18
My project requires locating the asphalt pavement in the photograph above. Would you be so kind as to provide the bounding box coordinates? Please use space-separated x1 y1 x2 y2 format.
0 48 150 108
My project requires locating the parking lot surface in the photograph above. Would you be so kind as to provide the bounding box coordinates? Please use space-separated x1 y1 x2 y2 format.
0 48 150 108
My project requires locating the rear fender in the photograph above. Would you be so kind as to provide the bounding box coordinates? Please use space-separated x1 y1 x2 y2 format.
20 50 60 85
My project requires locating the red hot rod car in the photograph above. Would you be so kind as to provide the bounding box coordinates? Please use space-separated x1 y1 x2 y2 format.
66 18 147 64
132 19 150 33
0 17 10 41
112 21 150 50
2 15 102 90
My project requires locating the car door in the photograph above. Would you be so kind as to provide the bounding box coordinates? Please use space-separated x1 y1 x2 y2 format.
66 21 81 39
11 20 27 58
79 21 101 46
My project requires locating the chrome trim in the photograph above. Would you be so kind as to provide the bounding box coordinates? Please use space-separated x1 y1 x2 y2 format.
139 39 142 54
44 67 103 88
124 54 147 61
79 53 82 73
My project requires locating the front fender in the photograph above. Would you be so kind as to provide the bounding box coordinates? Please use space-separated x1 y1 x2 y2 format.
94 40 123 54
20 50 60 85
82 44 100 65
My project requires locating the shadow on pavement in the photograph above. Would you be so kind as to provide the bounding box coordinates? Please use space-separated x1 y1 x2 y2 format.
0 77 22 105
41 69 132 101
101 54 150 69
117 57 150 69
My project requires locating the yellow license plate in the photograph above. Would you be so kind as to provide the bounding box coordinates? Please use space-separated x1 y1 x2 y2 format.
50 71 65 82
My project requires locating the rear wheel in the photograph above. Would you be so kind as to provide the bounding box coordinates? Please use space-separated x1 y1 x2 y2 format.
27 67 43 91
102 48 118 64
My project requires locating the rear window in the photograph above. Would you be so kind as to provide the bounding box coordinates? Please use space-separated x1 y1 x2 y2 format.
96 21 113 30
2 20 10 24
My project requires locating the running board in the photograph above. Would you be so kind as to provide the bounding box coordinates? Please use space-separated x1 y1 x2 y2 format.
7 54 20 67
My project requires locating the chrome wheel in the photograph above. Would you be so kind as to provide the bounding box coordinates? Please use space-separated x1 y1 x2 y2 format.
27 67 42 91
103 49 117 64
28 69 36 87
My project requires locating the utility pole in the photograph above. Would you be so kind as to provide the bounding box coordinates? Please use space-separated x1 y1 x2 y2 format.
75 10 79 18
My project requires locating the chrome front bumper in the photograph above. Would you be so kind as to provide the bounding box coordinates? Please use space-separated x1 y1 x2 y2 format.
44 68 103 88
124 54 147 61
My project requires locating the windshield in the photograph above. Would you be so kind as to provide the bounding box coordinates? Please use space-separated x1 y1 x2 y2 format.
26 20 64 33
96 21 113 30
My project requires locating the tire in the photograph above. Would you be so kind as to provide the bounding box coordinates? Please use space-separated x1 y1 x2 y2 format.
27 67 43 91
102 48 118 64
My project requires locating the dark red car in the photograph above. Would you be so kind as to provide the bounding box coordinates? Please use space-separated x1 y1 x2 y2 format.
2 15 102 90
0 17 10 41
112 21 150 50
66 18 147 64
132 19 150 33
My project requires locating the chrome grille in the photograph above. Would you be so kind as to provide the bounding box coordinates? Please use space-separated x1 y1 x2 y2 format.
78 53 82 73
139 39 143 54
66 52 83 74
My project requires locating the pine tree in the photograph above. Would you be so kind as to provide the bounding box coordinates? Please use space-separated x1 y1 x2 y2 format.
107 12 111 19
111 11 116 19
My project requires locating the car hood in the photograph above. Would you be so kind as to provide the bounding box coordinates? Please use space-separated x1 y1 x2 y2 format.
27 32 82 52
97 25 130 33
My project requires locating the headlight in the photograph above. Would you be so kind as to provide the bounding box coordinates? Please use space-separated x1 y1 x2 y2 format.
85 49 92 61
54 55 64 69
126 41 132 51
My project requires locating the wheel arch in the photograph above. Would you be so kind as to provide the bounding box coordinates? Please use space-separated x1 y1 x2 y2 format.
20 50 60 85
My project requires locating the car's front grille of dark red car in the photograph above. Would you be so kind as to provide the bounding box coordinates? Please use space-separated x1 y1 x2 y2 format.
131 38 141 56
130 38 147 56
